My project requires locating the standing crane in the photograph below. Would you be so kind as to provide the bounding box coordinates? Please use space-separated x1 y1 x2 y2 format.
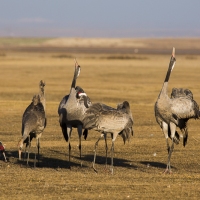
83 101 133 174
18 81 46 167
58 60 91 168
154 48 199 173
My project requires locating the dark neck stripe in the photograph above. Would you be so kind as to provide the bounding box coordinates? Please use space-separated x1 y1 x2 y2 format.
164 58 175 82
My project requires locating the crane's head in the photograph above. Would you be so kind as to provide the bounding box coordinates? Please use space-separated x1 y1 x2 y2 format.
75 86 87 99
74 58 81 78
117 101 130 110
39 80 45 88
0 141 5 150
75 86 91 108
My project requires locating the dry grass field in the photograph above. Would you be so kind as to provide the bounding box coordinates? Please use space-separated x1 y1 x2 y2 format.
0 38 200 199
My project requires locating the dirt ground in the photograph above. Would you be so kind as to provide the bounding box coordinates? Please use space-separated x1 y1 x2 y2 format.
0 38 200 199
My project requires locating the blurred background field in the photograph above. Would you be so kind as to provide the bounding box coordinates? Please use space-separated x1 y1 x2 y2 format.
1 37 200 55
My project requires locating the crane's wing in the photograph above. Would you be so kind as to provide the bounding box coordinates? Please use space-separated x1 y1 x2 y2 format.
171 97 199 120
22 102 45 134
58 95 69 115
83 103 132 133
171 88 193 100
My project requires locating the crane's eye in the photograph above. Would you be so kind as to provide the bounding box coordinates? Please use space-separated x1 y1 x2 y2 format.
76 92 80 99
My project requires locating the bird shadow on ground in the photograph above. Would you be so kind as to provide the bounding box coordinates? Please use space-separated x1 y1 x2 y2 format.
81 154 138 170
2 150 18 163
6 150 95 169
140 161 176 170
4 150 83 169
4 150 137 170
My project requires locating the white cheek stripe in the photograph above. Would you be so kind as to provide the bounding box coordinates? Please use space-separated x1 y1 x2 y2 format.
171 62 175 71
79 93 87 97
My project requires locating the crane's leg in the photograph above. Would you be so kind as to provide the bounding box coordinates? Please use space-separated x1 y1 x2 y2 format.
77 125 83 167
23 145 27 162
165 122 176 174
92 133 104 173
34 141 37 168
166 138 175 173
23 135 31 161
67 126 72 169
162 121 170 173
110 141 115 175
37 138 40 166
104 134 108 169
18 141 23 161
26 135 31 166
18 136 26 161
2 151 7 162
34 138 40 168
24 137 31 162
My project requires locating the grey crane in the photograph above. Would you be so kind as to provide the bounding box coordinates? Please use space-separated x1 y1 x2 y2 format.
0 141 7 162
58 60 91 168
83 100 133 174
18 81 46 167
154 48 199 173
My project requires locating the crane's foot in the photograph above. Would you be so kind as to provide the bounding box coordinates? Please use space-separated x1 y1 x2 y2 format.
163 166 172 174
2 152 7 162
26 163 30 168
25 164 31 169
103 164 110 173
110 167 114 175
92 162 98 174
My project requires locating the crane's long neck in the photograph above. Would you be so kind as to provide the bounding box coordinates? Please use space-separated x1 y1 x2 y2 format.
39 85 46 111
159 70 171 97
158 56 176 98
71 65 80 89
71 74 77 89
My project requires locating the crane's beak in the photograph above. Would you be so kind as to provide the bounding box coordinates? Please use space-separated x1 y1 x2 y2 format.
74 58 79 67
171 47 176 71
172 47 175 58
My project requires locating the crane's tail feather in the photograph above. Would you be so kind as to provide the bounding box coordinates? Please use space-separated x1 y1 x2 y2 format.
60 123 68 142
119 127 133 144
173 131 180 145
194 102 200 119
83 129 88 140
183 134 188 147
181 128 188 147
168 126 180 145
82 114 98 130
